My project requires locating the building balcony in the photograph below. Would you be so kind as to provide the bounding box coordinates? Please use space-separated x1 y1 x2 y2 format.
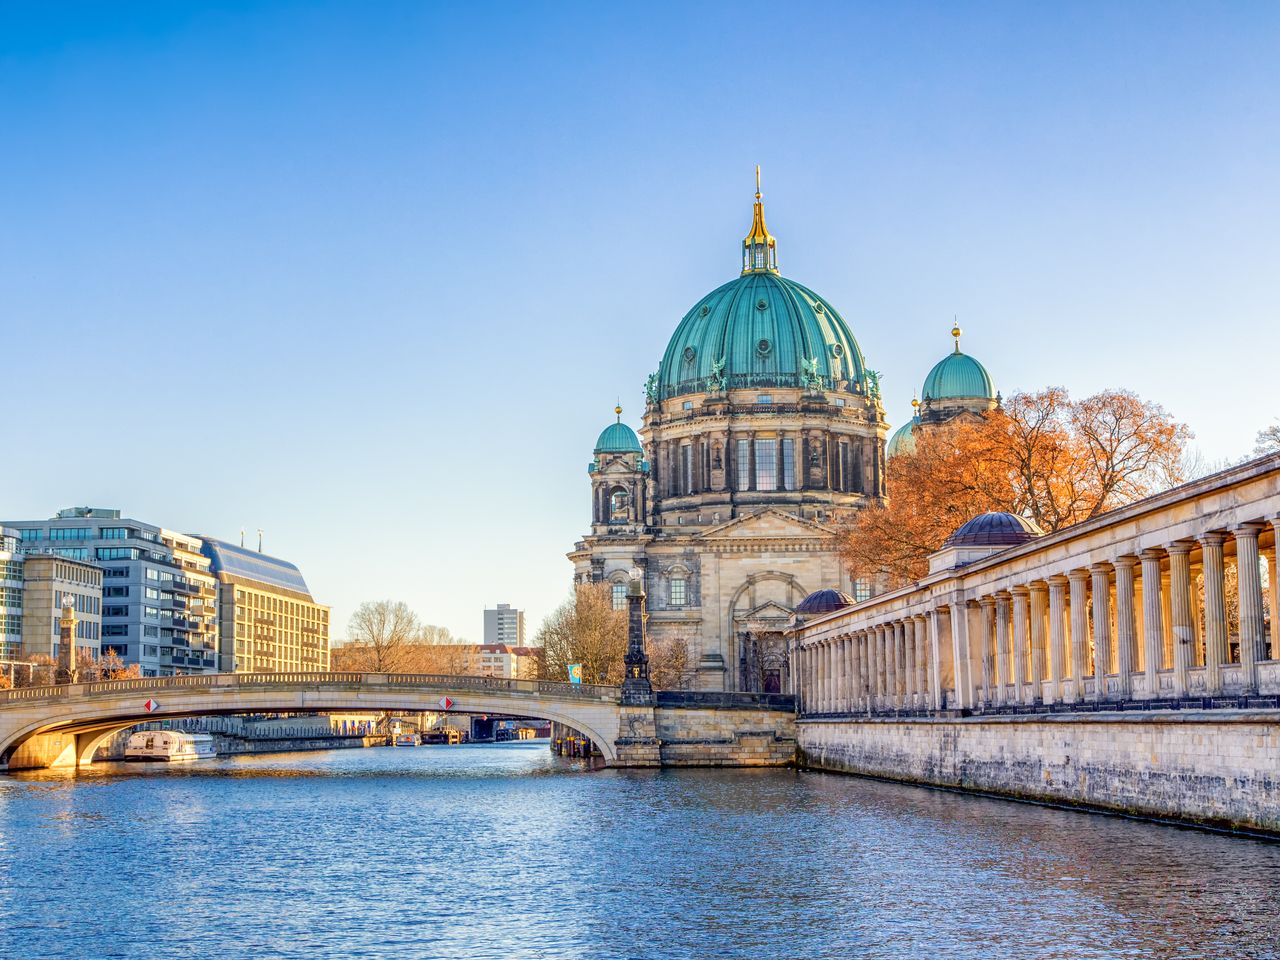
171 579 197 595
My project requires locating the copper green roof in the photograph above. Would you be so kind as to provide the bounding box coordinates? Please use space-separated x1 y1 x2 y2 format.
886 418 918 458
922 349 994 402
656 272 867 400
594 421 642 454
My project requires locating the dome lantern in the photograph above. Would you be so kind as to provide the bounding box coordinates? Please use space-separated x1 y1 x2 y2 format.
742 165 779 275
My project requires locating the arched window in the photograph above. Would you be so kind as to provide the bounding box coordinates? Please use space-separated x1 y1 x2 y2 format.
609 487 629 522
611 582 627 610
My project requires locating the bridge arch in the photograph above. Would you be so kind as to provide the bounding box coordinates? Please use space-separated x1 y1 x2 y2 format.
0 674 623 771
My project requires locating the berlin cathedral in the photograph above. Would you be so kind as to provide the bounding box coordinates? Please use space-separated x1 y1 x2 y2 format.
569 173 997 693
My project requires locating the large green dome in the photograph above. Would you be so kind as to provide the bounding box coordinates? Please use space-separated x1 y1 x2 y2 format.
886 418 918 458
656 272 867 401
922 350 994 402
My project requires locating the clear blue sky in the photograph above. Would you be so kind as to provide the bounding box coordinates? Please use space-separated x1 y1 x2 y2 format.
3 2 1278 643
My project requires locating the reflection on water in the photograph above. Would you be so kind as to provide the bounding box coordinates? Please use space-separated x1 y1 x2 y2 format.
1 742 1277 960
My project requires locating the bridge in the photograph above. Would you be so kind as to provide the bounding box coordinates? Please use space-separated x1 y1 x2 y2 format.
0 672 626 770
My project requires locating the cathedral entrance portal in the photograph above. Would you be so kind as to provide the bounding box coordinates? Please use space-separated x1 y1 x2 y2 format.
737 627 790 694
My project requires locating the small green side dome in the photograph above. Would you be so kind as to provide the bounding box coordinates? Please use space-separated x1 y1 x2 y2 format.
657 272 867 400
595 421 642 454
922 350 994 402
886 419 917 458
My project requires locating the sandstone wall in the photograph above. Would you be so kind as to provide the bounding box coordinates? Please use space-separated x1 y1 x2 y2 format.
655 706 795 766
798 711 1280 833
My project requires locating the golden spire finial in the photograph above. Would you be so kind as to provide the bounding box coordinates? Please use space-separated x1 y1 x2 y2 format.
615 402 623 421
951 318 962 352
742 165 778 274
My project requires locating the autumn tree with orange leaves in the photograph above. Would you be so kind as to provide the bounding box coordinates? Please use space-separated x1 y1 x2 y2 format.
840 388 1191 587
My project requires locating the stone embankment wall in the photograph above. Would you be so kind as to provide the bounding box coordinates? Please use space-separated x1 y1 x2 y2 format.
654 706 795 766
798 711 1280 833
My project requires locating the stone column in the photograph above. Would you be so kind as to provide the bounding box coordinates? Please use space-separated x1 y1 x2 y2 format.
826 640 836 711
1235 524 1265 694
1167 541 1195 699
949 602 973 709
978 598 995 706
1029 584 1048 704
995 593 1012 705
1269 519 1280 662
1067 570 1090 704
866 626 878 709
1140 549 1165 700
1090 564 1113 701
849 632 862 712
888 621 902 709
1114 556 1138 699
1200 533 1227 696
1047 576 1068 705
914 614 928 709
1011 586 1030 705
903 618 917 709
860 631 871 711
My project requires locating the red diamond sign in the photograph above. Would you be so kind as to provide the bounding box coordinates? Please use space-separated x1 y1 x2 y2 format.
437 697 453 710
143 698 160 713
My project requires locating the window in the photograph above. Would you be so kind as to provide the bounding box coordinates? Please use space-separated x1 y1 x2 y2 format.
103 624 128 637
681 444 692 494
757 394 772 404
18 529 44 541
782 438 796 491
103 605 129 617
54 548 89 561
143 626 159 638
853 579 872 602
104 586 129 598
99 527 130 539
736 438 750 490
96 547 140 561
145 587 160 600
682 400 693 410
834 397 846 407
50 528 90 541
754 438 778 492
145 606 160 620
670 577 686 606
104 567 129 578
838 441 849 491
611 582 627 610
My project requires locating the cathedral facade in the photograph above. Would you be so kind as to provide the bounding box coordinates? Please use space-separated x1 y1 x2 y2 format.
569 178 889 692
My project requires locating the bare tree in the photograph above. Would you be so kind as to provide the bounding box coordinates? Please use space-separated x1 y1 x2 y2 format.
1255 422 1280 457
341 600 421 672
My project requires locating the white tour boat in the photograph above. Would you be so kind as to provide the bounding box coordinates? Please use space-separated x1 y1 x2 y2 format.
124 731 217 762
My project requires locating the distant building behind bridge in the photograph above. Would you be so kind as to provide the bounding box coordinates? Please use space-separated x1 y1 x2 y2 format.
483 603 525 647
0 508 328 678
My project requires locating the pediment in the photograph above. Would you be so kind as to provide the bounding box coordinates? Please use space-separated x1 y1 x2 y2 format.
736 600 794 622
703 508 834 541
597 459 637 476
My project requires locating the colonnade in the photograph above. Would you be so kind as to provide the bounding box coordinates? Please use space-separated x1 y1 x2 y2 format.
797 514 1280 716
796 611 936 714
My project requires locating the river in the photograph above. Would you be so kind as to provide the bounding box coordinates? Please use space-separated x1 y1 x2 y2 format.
0 742 1277 959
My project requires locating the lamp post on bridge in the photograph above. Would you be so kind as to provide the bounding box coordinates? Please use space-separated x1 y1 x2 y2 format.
621 566 653 706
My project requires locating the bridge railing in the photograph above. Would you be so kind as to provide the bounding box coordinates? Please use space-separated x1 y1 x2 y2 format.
0 672 621 704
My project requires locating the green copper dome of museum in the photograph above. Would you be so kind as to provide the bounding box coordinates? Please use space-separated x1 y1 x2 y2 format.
921 326 995 402
653 176 868 402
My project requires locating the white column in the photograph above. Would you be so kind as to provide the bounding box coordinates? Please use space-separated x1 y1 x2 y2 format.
978 598 995 706
903 618 917 708
1140 549 1165 700
1011 586 1030 704
1114 556 1139 699
869 625 882 710
1068 570 1090 704
1048 576 1068 705
948 603 973 709
1269 518 1280 662
1167 541 1194 699
1030 584 1048 703
1090 564 1113 701
1235 523 1265 694
995 593 1012 705
914 614 928 709
1200 533 1227 695
888 621 902 710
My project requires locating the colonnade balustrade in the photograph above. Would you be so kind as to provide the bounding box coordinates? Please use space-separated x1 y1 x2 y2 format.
795 513 1280 717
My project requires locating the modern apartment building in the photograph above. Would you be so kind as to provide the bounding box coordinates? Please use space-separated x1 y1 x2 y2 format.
199 538 330 673
0 529 24 662
483 603 526 647
3 508 218 677
19 554 103 662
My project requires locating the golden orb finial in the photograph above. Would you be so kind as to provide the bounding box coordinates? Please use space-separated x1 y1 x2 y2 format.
911 395 920 410
951 320 962 352
614 403 623 419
